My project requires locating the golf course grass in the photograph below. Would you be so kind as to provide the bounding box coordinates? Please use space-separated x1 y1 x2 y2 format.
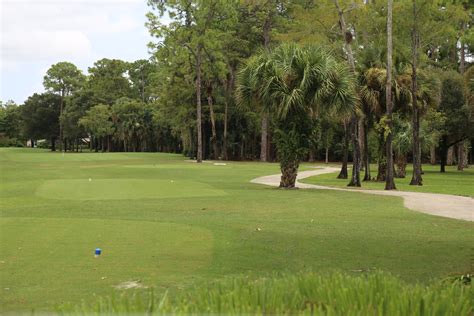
301 164 474 197
0 148 473 312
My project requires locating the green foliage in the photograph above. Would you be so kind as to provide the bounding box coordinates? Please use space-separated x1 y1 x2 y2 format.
274 121 309 170
43 62 85 96
438 70 472 144
20 93 61 141
59 272 472 315
87 59 133 105
79 104 114 139
237 43 356 185
0 101 22 146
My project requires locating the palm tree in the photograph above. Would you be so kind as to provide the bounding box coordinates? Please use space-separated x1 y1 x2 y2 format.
385 0 396 190
237 44 356 188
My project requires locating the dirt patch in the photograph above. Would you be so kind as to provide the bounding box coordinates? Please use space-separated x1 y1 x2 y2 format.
114 280 148 290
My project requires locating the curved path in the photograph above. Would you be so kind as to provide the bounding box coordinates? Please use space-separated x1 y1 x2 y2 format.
251 167 474 222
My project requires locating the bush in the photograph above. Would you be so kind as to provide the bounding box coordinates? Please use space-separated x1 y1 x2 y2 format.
57 272 472 315
0 136 23 147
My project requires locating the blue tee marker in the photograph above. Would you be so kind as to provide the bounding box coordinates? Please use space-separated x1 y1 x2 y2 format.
95 248 102 258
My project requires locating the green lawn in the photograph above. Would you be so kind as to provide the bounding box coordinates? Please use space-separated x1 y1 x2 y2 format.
0 148 473 312
301 164 474 197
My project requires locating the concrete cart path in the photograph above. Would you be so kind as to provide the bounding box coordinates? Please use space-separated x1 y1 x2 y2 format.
251 167 474 222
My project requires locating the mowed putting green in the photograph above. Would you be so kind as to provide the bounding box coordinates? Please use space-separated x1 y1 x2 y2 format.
0 148 473 312
36 179 226 200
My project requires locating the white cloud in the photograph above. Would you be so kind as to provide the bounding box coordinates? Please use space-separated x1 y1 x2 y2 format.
0 0 153 103
2 30 92 62
0 0 144 66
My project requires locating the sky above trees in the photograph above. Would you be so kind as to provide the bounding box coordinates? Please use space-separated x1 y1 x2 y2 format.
0 0 160 104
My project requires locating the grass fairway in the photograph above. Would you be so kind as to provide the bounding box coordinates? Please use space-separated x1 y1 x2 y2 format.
0 148 473 312
301 164 474 197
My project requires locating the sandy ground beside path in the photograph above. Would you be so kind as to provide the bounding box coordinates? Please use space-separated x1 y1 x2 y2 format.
251 167 474 222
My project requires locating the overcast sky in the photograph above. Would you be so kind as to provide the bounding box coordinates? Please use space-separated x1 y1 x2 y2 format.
0 0 155 104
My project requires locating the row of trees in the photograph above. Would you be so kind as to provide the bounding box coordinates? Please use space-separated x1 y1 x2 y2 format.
0 0 472 189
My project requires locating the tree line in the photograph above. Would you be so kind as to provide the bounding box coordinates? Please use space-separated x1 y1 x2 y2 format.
0 0 472 189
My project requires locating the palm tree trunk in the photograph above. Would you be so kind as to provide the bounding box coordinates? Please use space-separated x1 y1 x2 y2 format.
260 113 268 162
196 45 203 163
279 160 298 189
384 0 396 190
337 121 349 179
396 152 407 178
409 0 422 186
363 117 371 181
259 14 272 163
348 117 361 187
410 106 423 185
334 0 361 187
359 118 365 171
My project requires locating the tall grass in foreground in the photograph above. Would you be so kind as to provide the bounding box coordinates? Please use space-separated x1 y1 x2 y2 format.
58 272 472 315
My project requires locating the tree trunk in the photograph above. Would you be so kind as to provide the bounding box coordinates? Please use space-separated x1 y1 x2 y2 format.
457 143 463 171
196 46 203 163
223 65 235 161
363 117 371 181
348 117 361 187
409 0 422 186
207 82 219 160
337 121 349 179
259 14 272 163
377 160 387 182
223 100 228 160
384 0 396 190
267 131 273 162
59 91 64 151
358 118 365 171
430 145 436 164
279 160 299 189
260 113 268 162
460 21 466 75
447 146 454 165
334 0 360 187
439 135 448 173
309 149 316 163
325 147 329 164
396 152 407 178
51 137 56 152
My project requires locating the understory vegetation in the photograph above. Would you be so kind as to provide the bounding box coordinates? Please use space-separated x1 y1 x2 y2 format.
59 272 472 315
